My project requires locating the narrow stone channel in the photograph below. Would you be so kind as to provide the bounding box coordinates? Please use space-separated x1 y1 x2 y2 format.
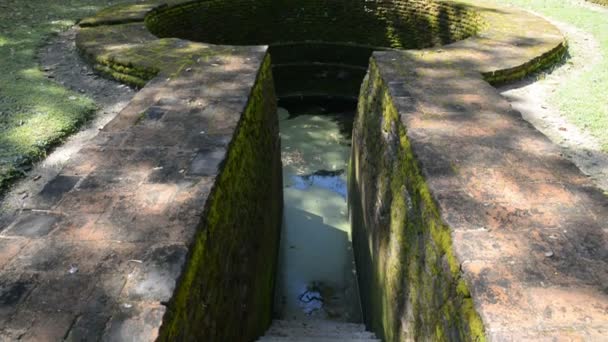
273 102 362 322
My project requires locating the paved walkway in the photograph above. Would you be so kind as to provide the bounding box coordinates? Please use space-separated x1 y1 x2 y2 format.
0 43 267 339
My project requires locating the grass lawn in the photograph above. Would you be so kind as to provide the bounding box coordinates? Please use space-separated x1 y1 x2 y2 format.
497 0 608 151
0 0 137 193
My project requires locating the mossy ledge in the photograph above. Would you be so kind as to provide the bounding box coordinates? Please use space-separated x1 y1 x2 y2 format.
75 0 567 97
350 60 485 341
144 0 482 48
144 0 483 100
158 55 282 341
351 44 608 339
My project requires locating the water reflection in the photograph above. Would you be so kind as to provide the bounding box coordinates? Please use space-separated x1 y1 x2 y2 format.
291 170 347 199
274 106 362 322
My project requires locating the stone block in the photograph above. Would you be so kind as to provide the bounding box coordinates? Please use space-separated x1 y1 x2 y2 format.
101 304 165 342
188 148 226 176
122 244 187 302
1 213 60 238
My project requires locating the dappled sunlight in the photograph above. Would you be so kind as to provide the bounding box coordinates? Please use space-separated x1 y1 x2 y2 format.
19 67 45 79
0 0 602 339
143 0 483 100
351 17 605 335
146 0 480 48
103 43 141 52
0 0 121 191
47 19 74 32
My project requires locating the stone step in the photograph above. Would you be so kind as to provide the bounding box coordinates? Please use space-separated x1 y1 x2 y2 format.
264 329 376 339
259 320 380 342
269 320 367 332
258 338 380 342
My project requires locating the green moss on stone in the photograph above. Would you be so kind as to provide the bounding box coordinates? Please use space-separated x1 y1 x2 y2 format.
457 279 471 298
79 3 161 27
350 59 486 341
483 42 567 85
158 54 282 341
146 0 482 49
93 64 148 88
462 298 486 341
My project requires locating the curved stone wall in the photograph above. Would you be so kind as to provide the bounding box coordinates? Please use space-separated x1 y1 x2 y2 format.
145 0 481 48
145 0 483 99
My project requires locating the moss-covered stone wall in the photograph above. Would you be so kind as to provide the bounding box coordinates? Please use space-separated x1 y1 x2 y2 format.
145 0 481 48
158 55 283 341
349 59 485 342
145 0 482 99
268 42 375 99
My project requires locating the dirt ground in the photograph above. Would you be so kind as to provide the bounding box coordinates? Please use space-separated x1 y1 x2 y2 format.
498 15 608 192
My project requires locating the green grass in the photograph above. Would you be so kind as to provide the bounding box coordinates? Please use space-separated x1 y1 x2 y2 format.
496 0 608 151
0 0 136 193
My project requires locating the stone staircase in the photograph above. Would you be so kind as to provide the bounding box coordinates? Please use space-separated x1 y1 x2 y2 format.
258 320 380 341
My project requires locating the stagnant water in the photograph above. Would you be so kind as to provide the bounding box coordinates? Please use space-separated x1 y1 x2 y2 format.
273 101 362 322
